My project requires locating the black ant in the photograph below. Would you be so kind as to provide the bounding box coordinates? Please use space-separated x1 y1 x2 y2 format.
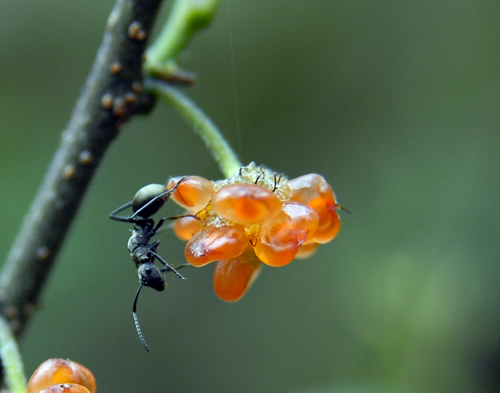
109 180 191 351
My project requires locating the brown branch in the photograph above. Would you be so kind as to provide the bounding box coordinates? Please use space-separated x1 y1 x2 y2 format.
0 0 163 339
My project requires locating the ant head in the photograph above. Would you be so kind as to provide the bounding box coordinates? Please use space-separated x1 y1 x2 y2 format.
137 263 166 292
131 184 168 218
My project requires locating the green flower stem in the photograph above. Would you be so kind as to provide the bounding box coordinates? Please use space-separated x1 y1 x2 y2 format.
0 317 27 393
146 78 242 177
145 0 221 77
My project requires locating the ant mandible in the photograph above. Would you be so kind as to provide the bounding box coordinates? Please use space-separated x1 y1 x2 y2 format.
109 179 191 351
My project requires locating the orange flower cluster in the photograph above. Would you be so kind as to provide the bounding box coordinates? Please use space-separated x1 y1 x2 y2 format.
28 358 96 393
167 163 343 302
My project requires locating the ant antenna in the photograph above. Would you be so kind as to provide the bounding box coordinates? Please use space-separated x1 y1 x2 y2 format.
132 284 150 352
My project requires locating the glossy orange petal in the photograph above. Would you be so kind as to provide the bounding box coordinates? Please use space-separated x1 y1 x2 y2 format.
213 248 262 302
28 359 96 393
307 197 341 243
295 242 319 259
185 225 248 267
39 384 91 393
173 215 203 241
289 173 335 204
212 183 282 225
167 176 214 212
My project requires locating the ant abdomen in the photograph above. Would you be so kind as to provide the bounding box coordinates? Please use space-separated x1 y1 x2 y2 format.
131 183 167 218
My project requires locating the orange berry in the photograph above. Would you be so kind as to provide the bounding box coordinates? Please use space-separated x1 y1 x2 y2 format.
28 359 96 393
39 384 91 393
254 203 318 267
212 183 282 225
173 215 203 241
307 197 341 243
295 242 319 259
213 248 262 302
185 225 248 267
166 176 214 212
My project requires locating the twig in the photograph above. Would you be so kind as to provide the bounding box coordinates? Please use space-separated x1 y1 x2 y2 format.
0 0 163 339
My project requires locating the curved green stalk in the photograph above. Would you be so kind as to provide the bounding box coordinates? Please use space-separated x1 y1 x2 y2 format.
146 78 241 177
144 0 237 176
0 317 27 393
145 0 221 77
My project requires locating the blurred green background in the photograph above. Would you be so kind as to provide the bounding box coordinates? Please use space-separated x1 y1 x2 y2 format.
1 1 500 392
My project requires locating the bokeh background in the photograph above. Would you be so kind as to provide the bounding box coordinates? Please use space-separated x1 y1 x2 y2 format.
1 1 500 392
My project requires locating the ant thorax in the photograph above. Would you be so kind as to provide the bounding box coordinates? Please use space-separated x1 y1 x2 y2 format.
127 222 155 267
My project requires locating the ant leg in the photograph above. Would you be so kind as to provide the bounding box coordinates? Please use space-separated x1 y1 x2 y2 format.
110 202 157 228
109 201 137 223
150 215 194 236
150 214 198 237
162 213 197 221
161 263 191 271
129 189 174 220
153 217 166 234
130 177 187 220
150 250 186 281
